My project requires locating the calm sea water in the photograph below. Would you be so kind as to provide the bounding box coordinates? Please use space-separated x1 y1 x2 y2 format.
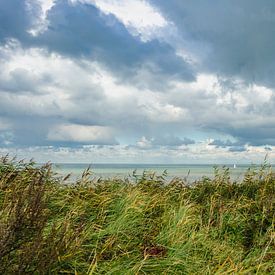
52 163 267 182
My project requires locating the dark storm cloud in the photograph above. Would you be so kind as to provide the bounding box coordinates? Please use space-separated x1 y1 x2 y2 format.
150 0 275 88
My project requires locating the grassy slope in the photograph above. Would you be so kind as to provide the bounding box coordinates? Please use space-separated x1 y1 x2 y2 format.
0 156 274 274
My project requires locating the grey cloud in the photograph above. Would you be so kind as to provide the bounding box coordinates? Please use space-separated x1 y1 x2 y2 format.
130 135 195 150
228 146 247 152
204 122 275 147
0 68 53 93
209 139 247 152
152 136 195 146
8 116 60 147
150 0 275 88
0 115 118 147
228 125 275 146
0 0 195 89
39 0 194 87
208 121 275 148
166 77 275 146
209 139 245 148
0 131 14 146
0 0 39 42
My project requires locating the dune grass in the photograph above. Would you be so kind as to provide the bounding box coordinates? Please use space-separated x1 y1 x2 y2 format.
0 156 274 274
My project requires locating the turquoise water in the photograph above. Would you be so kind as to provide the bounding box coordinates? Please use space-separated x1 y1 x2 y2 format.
52 163 266 182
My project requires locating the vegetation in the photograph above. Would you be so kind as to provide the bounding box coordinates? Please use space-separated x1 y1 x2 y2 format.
0 156 274 274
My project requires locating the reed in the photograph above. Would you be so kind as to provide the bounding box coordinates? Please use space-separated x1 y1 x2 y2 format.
0 156 274 274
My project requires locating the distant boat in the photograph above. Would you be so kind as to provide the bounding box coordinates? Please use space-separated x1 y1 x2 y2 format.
233 164 237 169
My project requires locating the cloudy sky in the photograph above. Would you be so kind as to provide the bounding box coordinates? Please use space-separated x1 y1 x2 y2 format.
0 0 275 163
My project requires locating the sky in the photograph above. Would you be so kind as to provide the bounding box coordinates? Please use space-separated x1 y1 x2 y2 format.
0 0 275 164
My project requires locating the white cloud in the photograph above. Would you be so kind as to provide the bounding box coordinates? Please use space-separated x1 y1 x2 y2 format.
140 101 188 123
47 124 117 144
0 43 275 160
74 0 168 41
0 43 189 126
28 0 56 35
136 136 152 149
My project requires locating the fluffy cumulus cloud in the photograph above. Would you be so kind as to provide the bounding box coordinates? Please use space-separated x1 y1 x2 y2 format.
0 0 274 163
47 124 117 145
84 0 168 40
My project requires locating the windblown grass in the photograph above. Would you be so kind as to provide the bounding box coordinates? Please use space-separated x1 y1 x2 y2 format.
0 156 274 274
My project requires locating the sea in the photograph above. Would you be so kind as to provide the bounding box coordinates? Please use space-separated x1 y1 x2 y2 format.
51 163 269 182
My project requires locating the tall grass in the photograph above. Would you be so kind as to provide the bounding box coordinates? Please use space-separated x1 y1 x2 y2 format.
0 156 274 274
